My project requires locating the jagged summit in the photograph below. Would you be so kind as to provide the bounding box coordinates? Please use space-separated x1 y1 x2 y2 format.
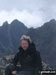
3 21 9 26
10 19 28 29
50 19 56 23
11 19 24 25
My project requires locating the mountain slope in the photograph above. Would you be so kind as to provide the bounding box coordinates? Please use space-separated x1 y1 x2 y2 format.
27 19 56 65
0 19 28 55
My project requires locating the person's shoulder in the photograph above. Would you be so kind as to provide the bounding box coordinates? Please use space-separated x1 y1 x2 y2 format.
36 50 41 56
36 50 40 54
31 42 35 47
14 50 20 57
31 42 40 54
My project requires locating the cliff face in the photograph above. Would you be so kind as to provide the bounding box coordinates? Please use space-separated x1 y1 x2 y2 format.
0 19 28 55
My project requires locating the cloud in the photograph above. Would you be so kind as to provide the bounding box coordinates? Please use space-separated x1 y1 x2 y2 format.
0 10 44 28
0 0 56 28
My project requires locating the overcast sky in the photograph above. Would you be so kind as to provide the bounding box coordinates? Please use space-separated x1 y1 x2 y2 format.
0 0 56 28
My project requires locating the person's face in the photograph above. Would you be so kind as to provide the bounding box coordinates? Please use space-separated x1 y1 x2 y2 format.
21 40 29 51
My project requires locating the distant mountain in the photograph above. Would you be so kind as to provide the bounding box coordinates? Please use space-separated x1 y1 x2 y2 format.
0 19 28 56
0 19 56 66
27 19 56 65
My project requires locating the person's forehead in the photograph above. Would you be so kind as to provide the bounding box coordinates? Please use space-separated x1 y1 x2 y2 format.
21 40 28 43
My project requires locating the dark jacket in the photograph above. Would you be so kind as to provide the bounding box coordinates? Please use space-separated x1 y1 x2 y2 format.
12 43 43 74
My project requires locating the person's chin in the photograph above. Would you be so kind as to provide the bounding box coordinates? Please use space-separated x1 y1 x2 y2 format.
24 49 27 51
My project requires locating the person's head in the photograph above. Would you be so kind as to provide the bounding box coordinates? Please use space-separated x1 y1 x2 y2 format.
20 35 32 51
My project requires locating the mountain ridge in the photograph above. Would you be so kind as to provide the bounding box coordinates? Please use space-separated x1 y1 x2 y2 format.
0 19 56 65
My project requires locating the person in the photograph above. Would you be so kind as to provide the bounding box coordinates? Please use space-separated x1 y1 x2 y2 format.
5 35 43 75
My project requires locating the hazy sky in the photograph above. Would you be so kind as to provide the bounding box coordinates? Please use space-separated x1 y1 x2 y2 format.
0 0 56 28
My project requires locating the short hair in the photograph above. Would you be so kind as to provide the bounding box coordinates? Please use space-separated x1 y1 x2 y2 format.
20 35 32 44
